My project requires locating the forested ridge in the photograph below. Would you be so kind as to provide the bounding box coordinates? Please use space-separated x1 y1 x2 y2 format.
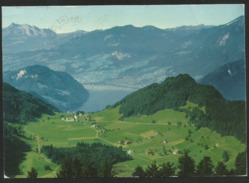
116 74 246 142
3 82 59 123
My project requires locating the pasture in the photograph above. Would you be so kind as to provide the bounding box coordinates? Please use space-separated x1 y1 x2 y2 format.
15 105 245 177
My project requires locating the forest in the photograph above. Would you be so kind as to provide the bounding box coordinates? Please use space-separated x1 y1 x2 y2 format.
3 83 59 123
41 142 132 177
117 74 246 142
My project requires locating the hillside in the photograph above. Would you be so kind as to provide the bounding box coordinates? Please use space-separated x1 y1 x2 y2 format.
199 60 245 100
3 82 59 123
3 65 89 111
117 74 246 142
3 16 245 90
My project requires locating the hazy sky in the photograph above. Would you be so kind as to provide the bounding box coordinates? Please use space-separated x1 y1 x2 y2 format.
2 5 244 33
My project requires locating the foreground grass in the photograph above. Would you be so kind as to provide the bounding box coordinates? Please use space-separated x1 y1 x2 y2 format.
14 105 245 177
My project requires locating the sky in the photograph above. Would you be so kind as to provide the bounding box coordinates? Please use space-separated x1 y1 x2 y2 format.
2 5 244 33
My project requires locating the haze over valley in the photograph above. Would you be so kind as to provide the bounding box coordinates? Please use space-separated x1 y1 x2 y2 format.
3 16 245 112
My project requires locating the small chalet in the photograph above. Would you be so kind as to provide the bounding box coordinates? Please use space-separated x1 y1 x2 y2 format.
124 140 131 145
146 149 152 155
163 139 168 144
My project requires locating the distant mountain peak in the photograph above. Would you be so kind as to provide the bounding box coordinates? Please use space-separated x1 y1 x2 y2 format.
223 15 244 27
4 23 56 37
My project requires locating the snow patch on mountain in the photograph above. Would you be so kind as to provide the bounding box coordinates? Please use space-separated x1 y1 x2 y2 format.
104 34 113 41
31 74 38 78
218 33 229 46
111 51 131 61
16 69 26 80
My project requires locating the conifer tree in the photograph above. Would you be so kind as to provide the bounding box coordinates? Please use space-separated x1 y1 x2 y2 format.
145 161 160 177
27 167 38 178
160 162 176 177
196 156 214 176
99 160 113 177
132 165 145 177
178 151 195 177
235 151 246 175
215 161 228 175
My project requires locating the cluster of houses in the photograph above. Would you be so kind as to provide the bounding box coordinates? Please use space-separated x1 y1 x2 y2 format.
61 113 91 122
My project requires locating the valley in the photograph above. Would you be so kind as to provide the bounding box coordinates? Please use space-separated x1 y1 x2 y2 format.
2 11 246 178
78 85 133 112
8 103 245 178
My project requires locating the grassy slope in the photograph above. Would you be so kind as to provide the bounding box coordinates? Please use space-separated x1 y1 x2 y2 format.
15 103 245 177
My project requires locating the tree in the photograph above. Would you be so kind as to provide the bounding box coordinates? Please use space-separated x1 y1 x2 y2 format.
196 156 214 176
57 158 74 178
145 161 160 177
222 151 230 162
44 165 52 171
160 162 176 177
178 151 195 177
235 151 246 175
83 162 98 177
27 167 38 178
215 161 228 175
71 157 83 178
99 160 113 177
132 165 145 177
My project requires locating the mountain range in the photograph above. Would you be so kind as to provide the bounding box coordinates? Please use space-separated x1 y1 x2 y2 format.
3 65 89 111
2 16 245 111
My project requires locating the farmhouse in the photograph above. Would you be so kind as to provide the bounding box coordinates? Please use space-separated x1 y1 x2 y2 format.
146 149 152 155
61 117 74 122
172 149 178 155
163 139 168 144
124 140 131 145
127 149 134 154
74 115 78 121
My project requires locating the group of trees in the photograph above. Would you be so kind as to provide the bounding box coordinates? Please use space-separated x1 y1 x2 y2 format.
115 74 245 142
3 82 58 123
57 157 115 178
182 100 245 142
41 142 132 177
4 123 31 177
132 151 246 177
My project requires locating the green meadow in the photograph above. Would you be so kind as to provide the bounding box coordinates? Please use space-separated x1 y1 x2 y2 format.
13 103 245 177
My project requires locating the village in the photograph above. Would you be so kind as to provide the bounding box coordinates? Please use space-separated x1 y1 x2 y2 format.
58 111 225 160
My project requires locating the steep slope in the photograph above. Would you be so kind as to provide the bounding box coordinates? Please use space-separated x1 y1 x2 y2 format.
3 82 59 123
4 123 31 177
116 74 245 142
3 65 89 111
199 60 245 100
